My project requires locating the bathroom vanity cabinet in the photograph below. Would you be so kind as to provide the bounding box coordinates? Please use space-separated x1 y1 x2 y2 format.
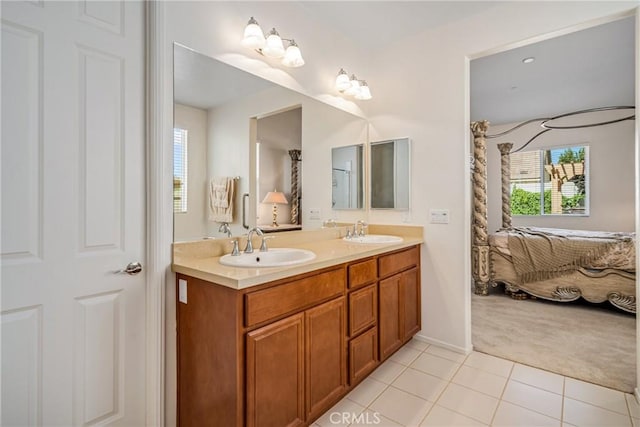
176 244 420 427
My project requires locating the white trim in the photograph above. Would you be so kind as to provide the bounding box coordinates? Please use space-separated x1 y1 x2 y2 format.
414 333 471 355
635 5 640 400
146 2 167 425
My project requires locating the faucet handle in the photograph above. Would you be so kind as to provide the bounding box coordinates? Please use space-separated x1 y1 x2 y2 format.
230 239 240 256
260 236 274 252
345 228 352 239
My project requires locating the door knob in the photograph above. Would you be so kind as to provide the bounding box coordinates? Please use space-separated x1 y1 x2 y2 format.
115 262 143 275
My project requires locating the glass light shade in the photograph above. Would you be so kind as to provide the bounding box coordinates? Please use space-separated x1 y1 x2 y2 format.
241 17 265 49
344 75 361 96
335 68 351 92
355 81 372 100
262 28 285 58
282 41 304 67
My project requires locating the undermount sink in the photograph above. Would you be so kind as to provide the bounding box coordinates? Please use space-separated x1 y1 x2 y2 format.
219 248 316 268
343 234 404 244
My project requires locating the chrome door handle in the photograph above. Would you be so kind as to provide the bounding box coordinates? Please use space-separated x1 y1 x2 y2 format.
115 262 143 275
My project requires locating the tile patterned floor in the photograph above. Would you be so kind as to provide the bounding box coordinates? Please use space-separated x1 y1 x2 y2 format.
313 338 639 427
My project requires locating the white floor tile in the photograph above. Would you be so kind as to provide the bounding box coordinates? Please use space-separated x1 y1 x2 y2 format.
390 345 422 366
564 377 628 415
370 386 433 426
391 368 448 402
626 394 640 419
410 353 461 381
492 401 561 427
315 398 364 427
346 377 387 407
424 345 467 363
420 405 487 426
632 417 640 427
502 380 563 420
563 397 632 427
349 410 402 427
451 365 508 398
405 337 430 351
511 363 564 395
370 359 406 384
464 351 513 377
436 382 499 424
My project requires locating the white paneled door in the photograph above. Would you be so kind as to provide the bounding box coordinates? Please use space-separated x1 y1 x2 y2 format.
1 1 146 426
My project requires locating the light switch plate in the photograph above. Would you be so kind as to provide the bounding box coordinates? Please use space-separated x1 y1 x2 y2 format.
309 208 321 220
179 279 187 304
430 209 450 224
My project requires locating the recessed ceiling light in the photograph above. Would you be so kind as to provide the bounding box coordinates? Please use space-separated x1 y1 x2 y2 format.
522 57 535 64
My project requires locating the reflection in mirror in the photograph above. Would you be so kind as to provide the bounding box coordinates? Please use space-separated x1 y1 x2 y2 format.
370 138 410 209
331 144 364 209
172 43 369 241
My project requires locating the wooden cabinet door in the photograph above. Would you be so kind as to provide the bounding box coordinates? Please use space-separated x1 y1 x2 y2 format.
401 267 421 341
246 313 305 427
349 326 378 385
379 275 402 361
305 297 347 421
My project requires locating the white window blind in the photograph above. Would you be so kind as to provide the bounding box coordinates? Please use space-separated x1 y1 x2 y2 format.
173 128 188 213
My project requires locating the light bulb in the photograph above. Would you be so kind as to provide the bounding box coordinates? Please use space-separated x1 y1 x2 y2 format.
355 81 372 100
262 28 285 58
241 17 265 49
344 74 360 96
335 68 351 92
282 40 304 67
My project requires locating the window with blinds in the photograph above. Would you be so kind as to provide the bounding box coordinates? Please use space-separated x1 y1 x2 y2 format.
510 145 588 216
173 128 188 213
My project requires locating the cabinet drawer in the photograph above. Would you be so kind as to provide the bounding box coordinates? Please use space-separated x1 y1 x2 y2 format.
378 246 419 278
348 258 377 289
348 284 377 337
245 268 345 327
349 327 378 385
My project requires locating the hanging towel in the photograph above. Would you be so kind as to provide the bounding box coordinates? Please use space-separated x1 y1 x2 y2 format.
208 176 235 223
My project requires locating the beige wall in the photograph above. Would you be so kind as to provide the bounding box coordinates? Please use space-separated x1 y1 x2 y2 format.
173 104 208 241
487 118 635 233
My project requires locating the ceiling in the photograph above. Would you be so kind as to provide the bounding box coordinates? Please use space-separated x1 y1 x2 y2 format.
174 5 635 127
470 16 635 125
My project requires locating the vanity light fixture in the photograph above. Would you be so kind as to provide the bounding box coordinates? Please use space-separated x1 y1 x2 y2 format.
241 17 305 67
335 68 372 100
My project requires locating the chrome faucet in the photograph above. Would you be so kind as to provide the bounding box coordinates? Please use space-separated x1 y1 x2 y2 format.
218 222 232 238
243 227 264 253
355 220 368 237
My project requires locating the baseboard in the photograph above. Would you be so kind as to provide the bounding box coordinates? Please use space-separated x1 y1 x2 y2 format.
634 388 640 404
414 333 472 355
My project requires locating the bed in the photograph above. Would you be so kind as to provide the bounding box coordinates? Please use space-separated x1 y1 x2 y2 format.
489 227 636 313
470 118 637 313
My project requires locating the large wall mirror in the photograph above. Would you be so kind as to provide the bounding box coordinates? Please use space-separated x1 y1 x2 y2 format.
331 144 364 210
172 43 368 241
370 138 411 210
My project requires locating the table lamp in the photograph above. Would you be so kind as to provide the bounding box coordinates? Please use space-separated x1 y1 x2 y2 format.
262 190 288 227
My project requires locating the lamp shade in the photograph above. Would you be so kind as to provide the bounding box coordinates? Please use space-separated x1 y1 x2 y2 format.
282 40 305 67
241 17 266 49
344 74 361 96
355 80 372 100
335 68 351 92
262 28 285 58
262 191 288 204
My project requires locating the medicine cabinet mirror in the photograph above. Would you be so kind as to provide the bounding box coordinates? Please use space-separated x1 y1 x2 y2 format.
331 144 364 210
370 138 411 210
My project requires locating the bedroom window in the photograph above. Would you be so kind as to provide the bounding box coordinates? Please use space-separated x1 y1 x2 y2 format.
510 145 588 216
173 128 188 213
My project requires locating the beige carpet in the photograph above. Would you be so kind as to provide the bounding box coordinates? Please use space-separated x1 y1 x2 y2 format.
472 288 636 393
